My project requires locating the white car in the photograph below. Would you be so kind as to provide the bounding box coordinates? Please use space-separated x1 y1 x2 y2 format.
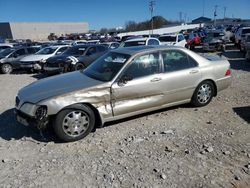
120 37 160 47
235 27 250 46
0 44 13 53
159 34 187 47
19 45 69 71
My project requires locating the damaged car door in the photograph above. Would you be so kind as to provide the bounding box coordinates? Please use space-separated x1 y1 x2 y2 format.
111 52 163 116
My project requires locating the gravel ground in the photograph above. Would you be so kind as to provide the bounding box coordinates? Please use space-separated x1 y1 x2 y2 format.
0 49 249 188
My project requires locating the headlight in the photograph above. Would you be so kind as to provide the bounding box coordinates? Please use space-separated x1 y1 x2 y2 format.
20 103 47 119
20 103 37 116
40 59 46 63
35 106 47 120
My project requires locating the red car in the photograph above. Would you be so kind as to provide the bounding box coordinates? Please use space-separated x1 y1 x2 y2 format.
187 32 201 49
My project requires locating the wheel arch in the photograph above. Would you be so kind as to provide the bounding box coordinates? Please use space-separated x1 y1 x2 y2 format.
58 102 103 128
197 79 217 97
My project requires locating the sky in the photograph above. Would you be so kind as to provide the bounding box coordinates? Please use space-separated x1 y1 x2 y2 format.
0 0 249 30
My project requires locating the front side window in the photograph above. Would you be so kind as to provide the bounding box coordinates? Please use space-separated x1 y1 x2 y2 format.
86 47 97 55
15 49 26 56
64 46 86 55
123 52 160 79
162 50 197 72
57 47 68 54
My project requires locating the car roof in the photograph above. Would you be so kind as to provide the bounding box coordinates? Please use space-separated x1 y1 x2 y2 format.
160 34 179 37
112 45 185 56
125 37 158 42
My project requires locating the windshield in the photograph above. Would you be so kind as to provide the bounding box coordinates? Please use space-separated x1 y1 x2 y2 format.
159 36 176 42
122 41 146 47
63 46 86 55
36 47 57 55
83 52 130 82
0 48 15 57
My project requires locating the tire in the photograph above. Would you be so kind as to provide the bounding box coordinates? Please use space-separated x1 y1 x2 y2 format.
1 64 13 74
191 81 214 107
53 105 95 142
74 63 85 71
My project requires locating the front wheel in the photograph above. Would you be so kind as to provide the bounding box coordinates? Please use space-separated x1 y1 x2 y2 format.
53 105 95 142
74 63 85 71
191 81 214 107
1 64 13 74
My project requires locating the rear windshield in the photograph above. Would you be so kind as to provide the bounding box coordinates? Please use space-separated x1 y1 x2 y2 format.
159 36 176 42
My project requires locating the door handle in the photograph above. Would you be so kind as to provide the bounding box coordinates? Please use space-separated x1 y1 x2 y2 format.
150 77 162 82
189 70 199 74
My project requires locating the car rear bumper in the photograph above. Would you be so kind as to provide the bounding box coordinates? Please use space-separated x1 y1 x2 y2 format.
216 76 232 92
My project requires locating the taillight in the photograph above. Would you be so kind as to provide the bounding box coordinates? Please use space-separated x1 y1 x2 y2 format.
225 69 231 76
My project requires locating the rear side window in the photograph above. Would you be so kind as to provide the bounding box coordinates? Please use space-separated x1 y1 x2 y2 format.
97 45 107 52
162 50 197 72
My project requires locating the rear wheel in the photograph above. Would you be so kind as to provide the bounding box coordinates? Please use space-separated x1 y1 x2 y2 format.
191 81 214 107
1 64 13 74
53 105 95 142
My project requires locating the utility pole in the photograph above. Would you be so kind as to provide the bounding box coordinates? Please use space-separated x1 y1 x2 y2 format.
214 5 218 26
149 0 155 35
179 12 183 23
223 6 227 22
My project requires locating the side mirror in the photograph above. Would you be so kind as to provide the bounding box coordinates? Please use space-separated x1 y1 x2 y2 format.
118 75 133 85
56 51 62 55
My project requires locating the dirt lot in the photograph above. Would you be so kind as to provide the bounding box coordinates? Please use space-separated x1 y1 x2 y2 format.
0 48 249 188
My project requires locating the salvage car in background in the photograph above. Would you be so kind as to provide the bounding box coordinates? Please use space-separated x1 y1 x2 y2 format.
18 45 69 72
0 44 13 53
100 42 120 49
43 45 108 74
159 34 187 47
120 37 160 47
0 46 40 74
15 46 231 142
202 32 225 52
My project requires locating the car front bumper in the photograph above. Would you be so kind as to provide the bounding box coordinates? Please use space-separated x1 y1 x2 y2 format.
43 66 63 73
15 109 49 129
20 62 42 70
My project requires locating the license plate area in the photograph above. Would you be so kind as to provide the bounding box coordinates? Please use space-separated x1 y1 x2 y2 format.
16 115 29 126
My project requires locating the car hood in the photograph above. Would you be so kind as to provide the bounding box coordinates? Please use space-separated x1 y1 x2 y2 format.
18 71 104 104
20 54 53 62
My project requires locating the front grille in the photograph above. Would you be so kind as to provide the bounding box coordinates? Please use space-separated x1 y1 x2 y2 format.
46 63 60 68
15 96 20 107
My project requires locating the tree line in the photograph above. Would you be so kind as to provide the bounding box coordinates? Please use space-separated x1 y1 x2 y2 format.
99 16 181 34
